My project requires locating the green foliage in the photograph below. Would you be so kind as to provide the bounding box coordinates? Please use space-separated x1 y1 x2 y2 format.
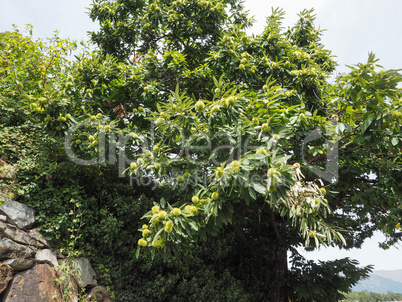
53 260 89 302
289 254 372 301
1 2 401 302
343 290 402 302
89 0 252 62
325 54 402 249
0 26 76 126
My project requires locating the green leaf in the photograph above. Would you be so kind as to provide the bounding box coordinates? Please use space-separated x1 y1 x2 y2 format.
360 114 375 133
337 232 347 246
248 186 256 200
254 153 266 159
188 220 198 231
335 123 345 134
160 197 166 208
252 182 266 195
343 122 353 132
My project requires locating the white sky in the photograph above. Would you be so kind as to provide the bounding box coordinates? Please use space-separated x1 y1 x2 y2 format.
1 0 401 271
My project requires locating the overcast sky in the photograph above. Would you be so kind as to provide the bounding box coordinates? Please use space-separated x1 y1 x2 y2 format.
1 0 401 271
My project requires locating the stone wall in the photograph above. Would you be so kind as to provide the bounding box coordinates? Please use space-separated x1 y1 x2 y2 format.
0 160 112 302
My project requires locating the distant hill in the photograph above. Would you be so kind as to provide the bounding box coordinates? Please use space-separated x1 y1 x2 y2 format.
353 270 402 293
374 270 402 284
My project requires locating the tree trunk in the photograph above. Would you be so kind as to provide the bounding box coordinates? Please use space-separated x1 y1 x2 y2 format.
268 250 288 302
231 210 290 302
267 211 289 302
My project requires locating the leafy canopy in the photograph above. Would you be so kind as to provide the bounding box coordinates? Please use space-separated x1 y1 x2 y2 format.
1 2 401 301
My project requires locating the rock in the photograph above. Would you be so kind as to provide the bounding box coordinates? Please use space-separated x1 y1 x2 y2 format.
53 249 66 259
0 184 18 201
0 198 35 230
0 221 45 248
0 160 16 181
2 258 33 271
86 286 112 302
0 215 6 222
56 270 79 302
1 264 63 302
0 263 13 294
70 258 97 288
0 238 35 260
35 249 58 267
28 229 50 248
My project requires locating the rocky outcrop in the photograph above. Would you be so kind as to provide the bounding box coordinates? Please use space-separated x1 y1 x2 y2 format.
0 185 18 201
2 263 64 302
35 249 59 267
86 286 112 302
56 271 80 302
0 238 35 260
2 258 33 271
70 257 98 288
0 199 35 230
0 221 46 248
0 193 112 301
0 264 13 293
0 160 16 181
